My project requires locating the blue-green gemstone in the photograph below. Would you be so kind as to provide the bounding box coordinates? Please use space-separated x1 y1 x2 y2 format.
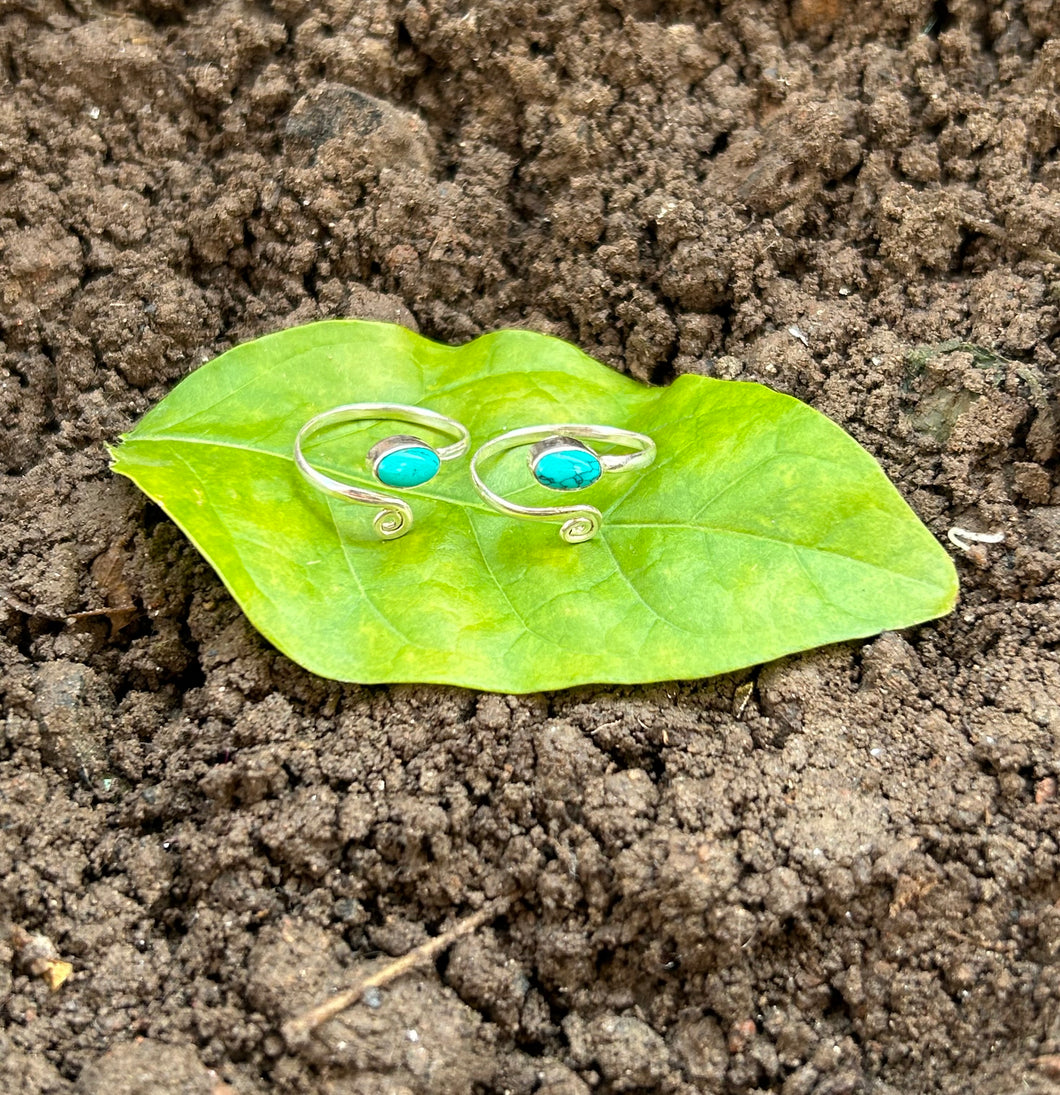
533 448 602 491
375 445 440 488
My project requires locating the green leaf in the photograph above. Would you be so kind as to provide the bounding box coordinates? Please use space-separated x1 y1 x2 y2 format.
110 320 958 692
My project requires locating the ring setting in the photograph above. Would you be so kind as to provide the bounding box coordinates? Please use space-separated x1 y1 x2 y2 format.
528 437 603 491
367 435 443 488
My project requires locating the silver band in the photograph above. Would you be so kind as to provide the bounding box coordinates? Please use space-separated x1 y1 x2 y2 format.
294 403 470 540
470 424 656 543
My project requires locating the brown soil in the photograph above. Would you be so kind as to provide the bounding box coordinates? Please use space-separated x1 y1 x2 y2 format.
1 1 1059 1092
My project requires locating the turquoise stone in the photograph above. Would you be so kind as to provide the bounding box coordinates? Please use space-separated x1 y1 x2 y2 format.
375 445 440 488
533 448 602 491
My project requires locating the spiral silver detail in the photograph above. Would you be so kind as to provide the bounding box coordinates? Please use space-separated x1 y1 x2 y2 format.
373 505 411 540
560 512 601 544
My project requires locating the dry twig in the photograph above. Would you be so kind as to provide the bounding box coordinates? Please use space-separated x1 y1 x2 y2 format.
282 896 510 1049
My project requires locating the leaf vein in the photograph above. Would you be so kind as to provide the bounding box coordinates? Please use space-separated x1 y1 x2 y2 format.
597 533 700 637
462 512 563 649
324 500 419 649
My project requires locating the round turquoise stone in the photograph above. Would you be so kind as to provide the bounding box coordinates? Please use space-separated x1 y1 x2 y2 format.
533 448 602 491
375 445 440 488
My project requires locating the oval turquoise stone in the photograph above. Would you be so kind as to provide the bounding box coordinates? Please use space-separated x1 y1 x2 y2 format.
533 448 602 491
375 445 440 488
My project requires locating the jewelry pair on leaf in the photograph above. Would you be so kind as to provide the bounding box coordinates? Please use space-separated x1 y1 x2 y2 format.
294 403 656 544
108 320 959 690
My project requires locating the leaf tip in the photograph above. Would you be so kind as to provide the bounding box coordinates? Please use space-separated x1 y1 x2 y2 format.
104 438 124 467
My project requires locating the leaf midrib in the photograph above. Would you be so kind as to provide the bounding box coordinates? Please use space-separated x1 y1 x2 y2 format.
122 433 946 593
